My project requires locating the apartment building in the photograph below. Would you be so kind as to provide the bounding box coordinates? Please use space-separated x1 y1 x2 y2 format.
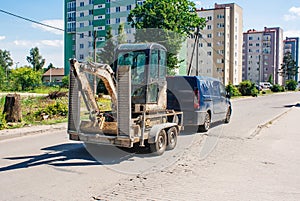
186 3 243 85
64 0 142 75
242 27 284 84
283 37 299 81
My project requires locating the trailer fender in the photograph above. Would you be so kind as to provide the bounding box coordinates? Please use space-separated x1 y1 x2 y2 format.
148 123 178 144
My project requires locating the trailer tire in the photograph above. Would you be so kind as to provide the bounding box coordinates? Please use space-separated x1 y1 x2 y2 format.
150 129 167 155
167 127 178 150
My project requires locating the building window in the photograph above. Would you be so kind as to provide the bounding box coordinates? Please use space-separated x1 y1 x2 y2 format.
207 16 212 21
249 36 253 40
106 0 110 3
127 5 132 11
116 18 120 24
207 51 212 56
88 31 92 37
80 22 84 28
89 20 93 26
80 33 84 38
80 2 84 7
80 12 84 17
116 7 120 12
97 4 104 8
106 8 110 14
217 23 225 28
89 0 94 4
207 43 211 47
207 33 212 38
88 41 92 47
79 54 84 60
106 19 110 25
80 44 84 49
207 25 212 30
89 10 93 15
137 1 143 6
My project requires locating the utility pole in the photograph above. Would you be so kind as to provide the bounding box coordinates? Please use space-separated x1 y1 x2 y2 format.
187 27 200 76
93 30 97 95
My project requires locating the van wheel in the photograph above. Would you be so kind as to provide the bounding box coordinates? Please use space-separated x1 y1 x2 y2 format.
198 112 210 132
167 127 178 150
224 108 231 123
150 129 167 155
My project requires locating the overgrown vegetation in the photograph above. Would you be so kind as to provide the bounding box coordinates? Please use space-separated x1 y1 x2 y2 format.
270 84 285 92
285 79 297 91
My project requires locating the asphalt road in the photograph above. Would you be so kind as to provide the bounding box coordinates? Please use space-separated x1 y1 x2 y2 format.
0 92 299 200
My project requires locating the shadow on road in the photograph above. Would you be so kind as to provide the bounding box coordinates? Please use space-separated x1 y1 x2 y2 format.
0 143 101 172
284 103 300 108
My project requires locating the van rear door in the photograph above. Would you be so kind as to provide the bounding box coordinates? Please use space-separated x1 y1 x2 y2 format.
167 76 199 111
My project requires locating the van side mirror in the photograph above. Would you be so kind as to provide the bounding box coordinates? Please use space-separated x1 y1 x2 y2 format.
226 92 231 99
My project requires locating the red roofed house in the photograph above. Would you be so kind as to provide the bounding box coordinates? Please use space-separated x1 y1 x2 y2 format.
42 68 65 83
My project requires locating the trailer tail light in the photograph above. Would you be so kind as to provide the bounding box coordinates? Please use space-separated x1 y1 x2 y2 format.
194 88 200 109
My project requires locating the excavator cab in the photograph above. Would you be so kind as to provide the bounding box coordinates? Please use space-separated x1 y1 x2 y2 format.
115 43 168 113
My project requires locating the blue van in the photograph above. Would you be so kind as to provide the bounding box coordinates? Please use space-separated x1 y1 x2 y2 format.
166 76 232 132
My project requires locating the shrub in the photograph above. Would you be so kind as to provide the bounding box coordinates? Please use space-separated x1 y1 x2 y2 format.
0 113 7 130
226 83 241 97
271 84 285 92
35 100 68 119
285 80 297 91
238 80 257 96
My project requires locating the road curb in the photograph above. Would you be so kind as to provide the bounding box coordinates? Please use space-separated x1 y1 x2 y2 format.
0 123 67 141
247 107 294 139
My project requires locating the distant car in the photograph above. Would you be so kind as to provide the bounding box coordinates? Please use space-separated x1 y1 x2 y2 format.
259 82 272 89
167 76 232 132
255 84 262 91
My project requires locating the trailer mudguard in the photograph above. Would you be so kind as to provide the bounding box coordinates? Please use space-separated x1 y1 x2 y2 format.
148 123 179 144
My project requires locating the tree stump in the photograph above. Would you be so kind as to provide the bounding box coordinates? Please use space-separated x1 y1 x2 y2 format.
3 94 22 122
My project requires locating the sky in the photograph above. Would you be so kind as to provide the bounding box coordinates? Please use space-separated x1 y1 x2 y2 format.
0 0 299 69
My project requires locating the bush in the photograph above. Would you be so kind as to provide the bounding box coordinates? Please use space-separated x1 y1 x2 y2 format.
285 80 297 91
238 80 258 96
0 113 7 130
226 83 241 97
35 100 68 119
271 84 285 92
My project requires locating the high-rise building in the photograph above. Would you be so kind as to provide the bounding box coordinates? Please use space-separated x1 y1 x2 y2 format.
242 27 284 84
283 37 299 81
64 0 140 75
186 3 243 85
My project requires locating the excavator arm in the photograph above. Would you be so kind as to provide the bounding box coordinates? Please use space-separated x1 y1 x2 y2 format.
69 59 117 126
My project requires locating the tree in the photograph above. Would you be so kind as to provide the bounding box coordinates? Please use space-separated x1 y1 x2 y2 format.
128 0 206 74
97 27 115 66
278 51 298 82
10 66 42 91
0 49 13 78
117 23 126 45
26 47 45 71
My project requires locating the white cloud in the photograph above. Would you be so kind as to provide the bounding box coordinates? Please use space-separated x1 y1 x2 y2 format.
0 36 5 41
284 6 300 21
193 1 202 7
13 39 63 48
41 40 63 47
283 30 300 38
31 19 64 35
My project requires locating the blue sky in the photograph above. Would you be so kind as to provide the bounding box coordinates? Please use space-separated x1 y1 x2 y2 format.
0 0 299 68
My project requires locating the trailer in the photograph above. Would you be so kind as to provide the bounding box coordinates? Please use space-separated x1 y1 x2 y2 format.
67 43 183 155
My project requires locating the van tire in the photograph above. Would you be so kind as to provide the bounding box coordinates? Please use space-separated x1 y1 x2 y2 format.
198 112 210 132
224 108 231 123
150 129 167 155
166 127 178 150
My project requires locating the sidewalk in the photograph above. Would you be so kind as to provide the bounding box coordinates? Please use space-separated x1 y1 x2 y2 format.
0 122 67 141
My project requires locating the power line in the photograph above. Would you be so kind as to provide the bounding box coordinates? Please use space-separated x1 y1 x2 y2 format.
0 8 64 32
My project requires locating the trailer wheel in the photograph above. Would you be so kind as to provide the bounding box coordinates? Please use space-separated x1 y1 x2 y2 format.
167 127 178 150
150 129 167 155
